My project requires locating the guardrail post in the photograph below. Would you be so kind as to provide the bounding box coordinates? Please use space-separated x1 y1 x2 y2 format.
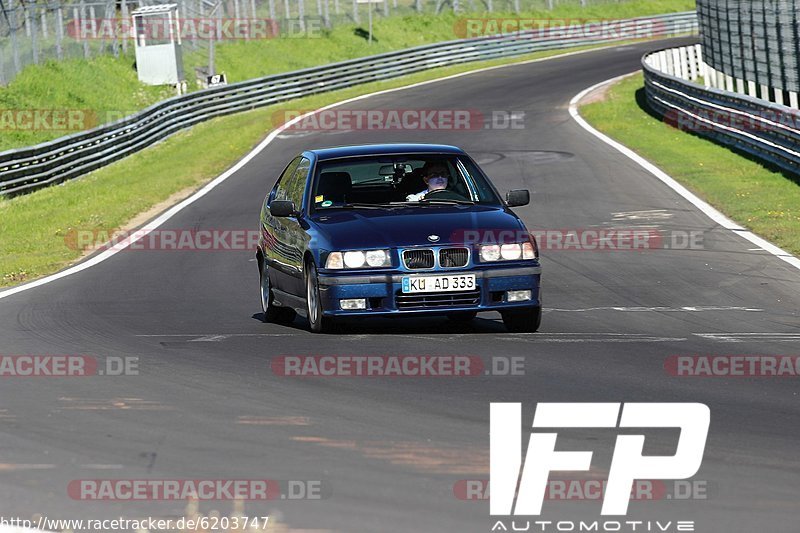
649 54 658 70
774 88 785 106
790 92 799 109
687 46 697 80
665 51 674 76
747 80 757 97
671 47 681 78
704 65 714 88
678 46 689 80
760 84 770 101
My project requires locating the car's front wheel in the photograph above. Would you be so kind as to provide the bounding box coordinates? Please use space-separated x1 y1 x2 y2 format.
306 261 334 333
501 306 541 333
260 262 296 324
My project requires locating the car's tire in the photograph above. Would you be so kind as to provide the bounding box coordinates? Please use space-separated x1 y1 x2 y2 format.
260 262 296 324
502 306 542 333
305 261 335 333
446 311 478 322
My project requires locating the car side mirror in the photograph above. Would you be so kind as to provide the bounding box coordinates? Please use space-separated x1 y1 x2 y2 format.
269 200 296 217
506 189 530 207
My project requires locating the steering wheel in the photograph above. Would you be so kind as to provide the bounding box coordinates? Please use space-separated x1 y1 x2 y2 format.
424 188 451 198
424 188 468 201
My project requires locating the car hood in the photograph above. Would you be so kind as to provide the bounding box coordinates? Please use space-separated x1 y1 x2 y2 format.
310 205 526 249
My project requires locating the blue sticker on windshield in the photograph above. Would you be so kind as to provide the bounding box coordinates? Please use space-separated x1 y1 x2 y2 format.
321 200 333 207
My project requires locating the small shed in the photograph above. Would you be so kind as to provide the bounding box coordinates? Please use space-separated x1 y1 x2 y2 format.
132 4 184 85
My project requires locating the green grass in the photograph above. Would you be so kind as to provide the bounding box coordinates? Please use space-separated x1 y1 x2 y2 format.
580 73 800 256
187 0 695 81
0 56 175 149
0 43 635 288
0 0 694 149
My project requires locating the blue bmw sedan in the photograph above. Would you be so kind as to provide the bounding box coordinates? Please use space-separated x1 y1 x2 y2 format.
256 144 541 333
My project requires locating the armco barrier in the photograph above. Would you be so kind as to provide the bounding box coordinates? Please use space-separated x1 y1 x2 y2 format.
0 11 696 196
643 43 800 177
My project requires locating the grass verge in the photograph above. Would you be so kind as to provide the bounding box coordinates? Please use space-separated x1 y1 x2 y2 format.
0 0 694 149
0 42 648 288
580 73 800 256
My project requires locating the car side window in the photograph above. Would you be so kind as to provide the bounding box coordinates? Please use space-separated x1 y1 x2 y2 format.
287 157 310 207
273 156 309 209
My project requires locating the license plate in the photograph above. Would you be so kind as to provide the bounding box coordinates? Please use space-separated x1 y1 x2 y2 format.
401 274 476 293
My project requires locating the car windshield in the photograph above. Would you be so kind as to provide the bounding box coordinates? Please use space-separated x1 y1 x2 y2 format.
311 154 502 210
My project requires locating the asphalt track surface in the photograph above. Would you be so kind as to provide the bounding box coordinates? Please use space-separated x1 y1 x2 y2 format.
1 38 799 533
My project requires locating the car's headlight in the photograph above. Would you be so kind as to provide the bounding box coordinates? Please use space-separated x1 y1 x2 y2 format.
480 244 501 262
479 242 537 262
365 249 388 267
344 250 366 268
326 250 391 269
501 243 522 260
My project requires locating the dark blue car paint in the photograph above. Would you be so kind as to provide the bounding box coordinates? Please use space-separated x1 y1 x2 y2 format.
257 144 541 318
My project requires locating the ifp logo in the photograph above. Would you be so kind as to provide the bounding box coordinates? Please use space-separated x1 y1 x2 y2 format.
490 403 710 516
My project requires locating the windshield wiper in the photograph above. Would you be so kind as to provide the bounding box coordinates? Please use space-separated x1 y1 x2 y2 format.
417 199 476 206
322 200 475 210
324 202 401 210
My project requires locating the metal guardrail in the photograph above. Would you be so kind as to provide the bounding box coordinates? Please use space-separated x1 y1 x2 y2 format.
643 44 800 178
0 11 696 196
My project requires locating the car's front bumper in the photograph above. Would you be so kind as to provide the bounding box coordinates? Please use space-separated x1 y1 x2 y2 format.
317 264 541 317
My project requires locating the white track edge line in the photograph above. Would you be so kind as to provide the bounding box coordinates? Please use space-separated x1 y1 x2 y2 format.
568 73 800 272
0 42 635 301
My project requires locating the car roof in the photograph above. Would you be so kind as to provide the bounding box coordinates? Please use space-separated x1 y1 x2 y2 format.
306 143 467 161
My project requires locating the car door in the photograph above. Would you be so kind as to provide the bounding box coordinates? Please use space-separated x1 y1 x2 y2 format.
265 156 310 295
263 156 300 291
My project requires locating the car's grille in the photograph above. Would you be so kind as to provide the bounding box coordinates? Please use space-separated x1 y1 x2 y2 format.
403 249 434 269
439 247 469 268
395 289 481 310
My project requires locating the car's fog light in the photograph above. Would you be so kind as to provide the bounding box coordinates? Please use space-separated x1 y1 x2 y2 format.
507 290 532 302
340 298 367 310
